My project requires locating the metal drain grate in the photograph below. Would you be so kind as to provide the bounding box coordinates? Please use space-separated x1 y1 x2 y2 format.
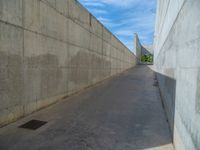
19 120 47 130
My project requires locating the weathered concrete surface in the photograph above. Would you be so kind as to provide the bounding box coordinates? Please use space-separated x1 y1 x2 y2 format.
154 0 200 150
0 0 136 127
0 66 173 150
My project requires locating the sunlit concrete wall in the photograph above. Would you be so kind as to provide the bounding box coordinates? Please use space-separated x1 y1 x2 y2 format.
142 45 153 55
0 0 136 127
134 33 153 63
154 0 200 150
134 33 142 62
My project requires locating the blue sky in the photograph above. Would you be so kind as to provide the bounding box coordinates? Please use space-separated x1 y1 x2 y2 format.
79 0 156 53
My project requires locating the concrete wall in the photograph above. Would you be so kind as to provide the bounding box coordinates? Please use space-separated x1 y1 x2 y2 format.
134 33 153 63
0 0 136 127
142 45 153 55
154 0 200 149
134 33 142 63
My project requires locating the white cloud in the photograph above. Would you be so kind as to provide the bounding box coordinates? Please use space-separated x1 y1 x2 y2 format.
115 30 133 37
83 1 105 7
81 0 154 8
97 17 110 24
79 0 156 51
98 0 140 7
90 9 107 14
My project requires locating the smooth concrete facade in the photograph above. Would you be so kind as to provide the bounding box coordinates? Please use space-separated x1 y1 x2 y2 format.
134 33 142 63
142 45 153 55
0 0 136 127
154 0 200 150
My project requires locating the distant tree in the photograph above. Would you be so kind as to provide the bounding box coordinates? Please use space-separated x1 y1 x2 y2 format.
141 54 153 63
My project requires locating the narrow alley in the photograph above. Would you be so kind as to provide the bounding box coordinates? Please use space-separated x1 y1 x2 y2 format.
0 66 173 150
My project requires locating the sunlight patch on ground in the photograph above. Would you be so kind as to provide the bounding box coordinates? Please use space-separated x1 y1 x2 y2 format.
144 144 174 150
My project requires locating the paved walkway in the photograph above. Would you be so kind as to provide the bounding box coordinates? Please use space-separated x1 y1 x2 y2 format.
0 66 174 150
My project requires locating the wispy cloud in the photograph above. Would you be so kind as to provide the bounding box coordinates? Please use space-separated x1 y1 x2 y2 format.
79 0 156 53
83 2 105 7
81 0 141 8
115 30 133 37
97 17 110 24
90 9 107 14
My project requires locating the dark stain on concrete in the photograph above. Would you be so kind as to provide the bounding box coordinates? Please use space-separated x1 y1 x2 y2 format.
68 50 111 85
0 51 65 113
0 51 24 110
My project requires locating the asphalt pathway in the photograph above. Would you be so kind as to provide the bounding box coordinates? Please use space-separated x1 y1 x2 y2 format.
0 65 174 150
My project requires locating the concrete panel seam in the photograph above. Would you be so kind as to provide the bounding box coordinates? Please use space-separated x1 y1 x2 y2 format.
0 19 130 63
39 0 133 56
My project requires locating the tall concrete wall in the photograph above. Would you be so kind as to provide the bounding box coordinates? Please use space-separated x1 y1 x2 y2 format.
0 0 136 127
134 33 142 63
154 0 200 150
134 33 153 63
142 45 153 55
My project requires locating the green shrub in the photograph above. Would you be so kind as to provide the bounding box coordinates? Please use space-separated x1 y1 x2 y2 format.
141 54 153 63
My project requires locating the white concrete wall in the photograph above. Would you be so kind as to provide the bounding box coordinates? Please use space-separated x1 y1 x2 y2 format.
154 0 200 149
134 33 153 64
142 45 153 55
134 33 142 63
0 0 136 127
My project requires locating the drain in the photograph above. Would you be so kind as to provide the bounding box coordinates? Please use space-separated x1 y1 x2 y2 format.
19 120 47 130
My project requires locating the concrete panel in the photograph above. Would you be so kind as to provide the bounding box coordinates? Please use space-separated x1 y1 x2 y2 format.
68 66 89 94
46 37 68 68
103 28 111 42
24 31 68 68
24 31 47 68
68 44 81 68
91 16 103 37
103 41 111 57
0 66 24 111
78 5 90 27
157 0 185 53
154 0 200 149
68 19 90 49
0 0 23 26
55 0 68 17
76 67 89 90
47 68 68 97
111 35 119 48
40 2 68 41
0 0 136 127
68 0 79 20
90 34 103 54
24 0 68 41
23 0 41 31
68 44 91 69
0 105 24 127
23 68 41 105
67 67 77 95
0 22 23 111
42 0 56 8
68 0 90 27
102 55 111 69
174 68 200 150
89 69 101 84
